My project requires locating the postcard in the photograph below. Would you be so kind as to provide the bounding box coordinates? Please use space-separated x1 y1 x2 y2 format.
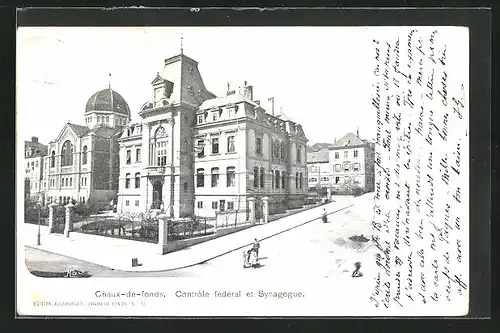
17 23 470 317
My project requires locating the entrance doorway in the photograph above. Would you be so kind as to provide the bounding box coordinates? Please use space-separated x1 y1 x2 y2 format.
152 181 163 209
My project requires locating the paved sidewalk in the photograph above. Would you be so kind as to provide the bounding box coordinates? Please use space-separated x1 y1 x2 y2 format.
22 195 368 272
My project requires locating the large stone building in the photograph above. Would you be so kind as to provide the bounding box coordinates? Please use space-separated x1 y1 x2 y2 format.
24 136 48 202
41 87 130 208
117 52 309 220
328 132 375 192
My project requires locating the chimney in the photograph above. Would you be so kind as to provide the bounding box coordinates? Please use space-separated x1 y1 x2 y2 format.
31 136 38 143
268 97 275 116
356 127 360 138
243 85 253 100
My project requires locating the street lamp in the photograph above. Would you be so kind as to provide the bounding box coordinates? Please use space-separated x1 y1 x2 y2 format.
36 201 41 245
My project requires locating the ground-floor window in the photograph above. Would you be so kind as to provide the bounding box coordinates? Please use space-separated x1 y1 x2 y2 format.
126 200 129 206
219 200 226 212
197 201 203 209
212 201 218 210
135 200 139 206
227 201 234 210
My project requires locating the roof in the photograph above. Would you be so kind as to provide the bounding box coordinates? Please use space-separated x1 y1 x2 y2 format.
24 140 48 156
307 149 329 163
329 132 366 149
198 91 261 110
276 113 294 122
88 124 121 138
67 123 90 137
85 88 131 116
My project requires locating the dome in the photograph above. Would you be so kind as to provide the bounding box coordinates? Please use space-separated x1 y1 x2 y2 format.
85 89 131 116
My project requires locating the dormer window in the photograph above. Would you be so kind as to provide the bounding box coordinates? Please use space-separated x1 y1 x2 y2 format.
197 114 204 124
212 111 218 122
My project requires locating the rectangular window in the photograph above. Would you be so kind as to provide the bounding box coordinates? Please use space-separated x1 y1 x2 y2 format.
69 178 72 186
280 144 285 159
197 114 204 124
126 150 131 164
31 162 34 170
197 140 205 157
296 146 301 163
212 111 218 121
196 169 205 188
353 162 360 171
321 177 329 181
212 138 219 154
135 200 139 206
157 141 167 166
227 136 235 153
35 161 38 167
344 163 350 172
299 173 303 189
253 167 259 188
212 201 218 210
219 200 225 212
354 150 359 158
227 201 234 210
335 176 340 184
335 152 339 159
136 148 141 162
65 178 68 187
344 151 348 159
126 200 129 206
309 178 317 182
211 167 219 187
183 182 188 193
226 167 236 187
256 137 262 155
197 201 203 209
335 164 341 172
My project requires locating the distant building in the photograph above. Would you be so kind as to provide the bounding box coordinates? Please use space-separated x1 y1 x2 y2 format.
24 137 48 202
41 88 129 208
307 149 330 191
117 52 309 220
328 132 375 192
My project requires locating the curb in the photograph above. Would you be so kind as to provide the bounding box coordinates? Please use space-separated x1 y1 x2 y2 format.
27 203 354 273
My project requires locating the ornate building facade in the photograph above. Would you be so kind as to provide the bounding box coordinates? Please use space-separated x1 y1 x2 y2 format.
41 88 130 208
117 52 309 220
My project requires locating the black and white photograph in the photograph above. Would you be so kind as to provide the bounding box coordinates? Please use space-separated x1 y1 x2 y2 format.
15 10 475 317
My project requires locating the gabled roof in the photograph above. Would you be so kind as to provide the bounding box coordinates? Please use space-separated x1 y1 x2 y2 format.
307 149 329 163
67 123 90 137
329 132 365 149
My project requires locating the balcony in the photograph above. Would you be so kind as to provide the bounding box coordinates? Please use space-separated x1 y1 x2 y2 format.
145 165 167 176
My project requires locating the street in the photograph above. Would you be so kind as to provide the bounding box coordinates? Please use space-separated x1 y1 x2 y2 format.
25 195 376 279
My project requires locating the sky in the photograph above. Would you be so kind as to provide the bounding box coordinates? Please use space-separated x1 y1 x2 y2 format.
17 27 377 145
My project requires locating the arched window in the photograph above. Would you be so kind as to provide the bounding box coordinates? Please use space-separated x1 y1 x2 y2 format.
275 170 281 188
50 151 55 168
260 167 265 188
82 146 88 165
125 173 131 189
197 168 205 188
135 172 140 188
281 171 286 189
227 166 235 187
105 116 109 123
211 167 219 187
97 115 101 123
151 126 168 166
61 140 73 166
